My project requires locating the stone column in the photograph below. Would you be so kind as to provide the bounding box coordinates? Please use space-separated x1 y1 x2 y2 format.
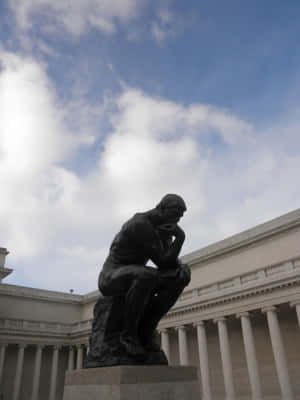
0 344 7 387
49 345 60 400
214 317 235 400
160 329 171 362
12 344 26 400
195 321 212 400
237 312 262 400
177 325 189 366
76 344 83 370
68 346 75 371
290 301 300 328
262 306 294 400
31 344 44 400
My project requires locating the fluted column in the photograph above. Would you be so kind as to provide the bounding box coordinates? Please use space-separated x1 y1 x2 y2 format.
177 325 189 365
262 306 294 400
76 344 83 370
68 346 75 371
214 317 235 400
0 344 7 387
160 329 171 362
49 345 60 400
195 321 212 400
290 301 300 328
31 344 44 400
13 344 26 400
237 312 262 400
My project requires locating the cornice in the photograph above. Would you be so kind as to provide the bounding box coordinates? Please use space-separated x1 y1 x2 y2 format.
0 248 9 256
0 267 13 280
163 275 300 321
0 283 102 305
81 290 101 304
182 208 300 266
0 317 93 342
0 283 83 304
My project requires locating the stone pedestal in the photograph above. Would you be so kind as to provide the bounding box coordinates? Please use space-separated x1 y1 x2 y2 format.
63 365 200 400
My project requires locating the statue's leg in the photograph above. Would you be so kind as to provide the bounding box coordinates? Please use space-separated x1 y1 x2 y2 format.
139 275 186 350
99 265 158 357
121 269 158 356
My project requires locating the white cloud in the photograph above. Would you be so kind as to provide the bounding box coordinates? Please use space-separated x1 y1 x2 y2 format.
9 0 141 36
2 52 300 293
0 51 98 267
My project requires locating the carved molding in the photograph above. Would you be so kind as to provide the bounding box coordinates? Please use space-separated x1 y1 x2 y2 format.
164 273 300 320
177 258 300 306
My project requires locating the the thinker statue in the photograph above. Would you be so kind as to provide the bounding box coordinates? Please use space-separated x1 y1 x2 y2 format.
85 194 191 367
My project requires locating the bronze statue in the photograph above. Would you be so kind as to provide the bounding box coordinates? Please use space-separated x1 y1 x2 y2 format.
85 194 191 367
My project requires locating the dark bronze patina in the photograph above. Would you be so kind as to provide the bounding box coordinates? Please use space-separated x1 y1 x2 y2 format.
85 194 191 367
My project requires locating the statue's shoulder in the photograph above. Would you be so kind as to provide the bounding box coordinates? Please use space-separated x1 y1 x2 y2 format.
123 212 153 236
125 212 150 227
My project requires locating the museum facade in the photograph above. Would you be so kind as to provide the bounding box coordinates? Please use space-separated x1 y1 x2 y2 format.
1 208 300 400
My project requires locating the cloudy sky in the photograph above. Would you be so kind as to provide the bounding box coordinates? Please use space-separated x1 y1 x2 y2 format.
1 0 300 293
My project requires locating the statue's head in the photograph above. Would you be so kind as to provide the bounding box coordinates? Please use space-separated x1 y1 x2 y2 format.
156 194 186 224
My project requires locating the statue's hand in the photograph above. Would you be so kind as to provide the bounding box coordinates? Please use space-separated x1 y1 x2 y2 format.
157 223 185 240
173 224 185 240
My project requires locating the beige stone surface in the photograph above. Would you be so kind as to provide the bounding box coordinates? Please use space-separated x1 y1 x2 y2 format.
189 225 300 290
3 207 300 400
63 366 200 400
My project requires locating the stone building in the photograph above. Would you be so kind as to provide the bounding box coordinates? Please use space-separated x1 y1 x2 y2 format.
1 208 300 400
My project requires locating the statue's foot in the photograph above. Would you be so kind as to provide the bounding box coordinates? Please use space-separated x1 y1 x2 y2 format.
120 335 145 358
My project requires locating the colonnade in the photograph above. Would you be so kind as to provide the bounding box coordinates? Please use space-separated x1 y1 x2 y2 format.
159 302 300 400
1 301 300 400
0 342 88 400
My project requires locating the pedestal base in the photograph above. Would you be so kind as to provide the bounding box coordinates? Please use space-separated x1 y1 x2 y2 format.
63 365 200 400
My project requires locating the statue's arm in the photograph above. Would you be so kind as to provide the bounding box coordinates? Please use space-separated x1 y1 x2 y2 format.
143 225 186 270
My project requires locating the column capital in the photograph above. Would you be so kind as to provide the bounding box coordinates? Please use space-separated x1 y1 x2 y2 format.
261 305 277 314
290 300 300 308
17 343 27 349
35 343 45 349
236 311 251 319
158 328 169 334
0 343 8 349
213 316 227 324
193 320 206 328
76 343 83 349
175 325 187 331
52 344 61 350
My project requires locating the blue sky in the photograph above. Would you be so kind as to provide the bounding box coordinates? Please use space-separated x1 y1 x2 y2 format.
1 0 300 293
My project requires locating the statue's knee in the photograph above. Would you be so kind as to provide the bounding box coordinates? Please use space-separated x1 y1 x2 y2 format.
178 273 190 288
137 269 158 287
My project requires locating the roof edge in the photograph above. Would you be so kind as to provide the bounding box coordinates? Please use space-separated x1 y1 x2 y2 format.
182 208 300 265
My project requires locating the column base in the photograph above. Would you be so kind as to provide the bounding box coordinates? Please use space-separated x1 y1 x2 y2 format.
63 365 200 400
